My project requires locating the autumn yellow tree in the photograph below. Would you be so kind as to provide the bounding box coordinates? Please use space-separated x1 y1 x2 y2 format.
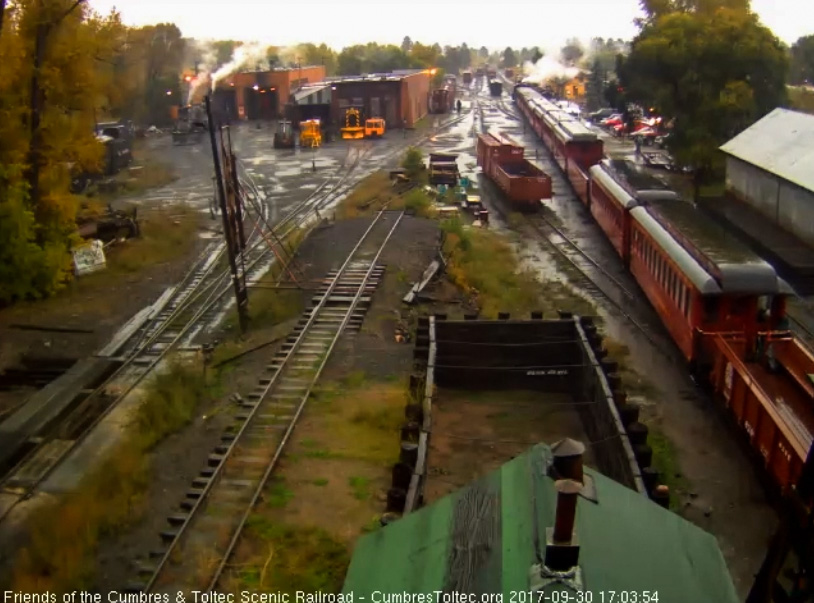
0 0 122 303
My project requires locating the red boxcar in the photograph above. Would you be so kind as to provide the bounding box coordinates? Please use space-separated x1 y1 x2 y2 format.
477 131 552 211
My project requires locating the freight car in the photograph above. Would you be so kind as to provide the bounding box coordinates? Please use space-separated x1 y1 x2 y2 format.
476 131 552 211
513 81 814 499
429 152 459 186
486 67 497 79
504 68 515 79
429 78 456 114
462 71 473 85
488 80 503 97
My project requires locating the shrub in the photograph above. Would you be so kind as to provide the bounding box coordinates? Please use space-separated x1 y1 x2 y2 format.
401 147 424 180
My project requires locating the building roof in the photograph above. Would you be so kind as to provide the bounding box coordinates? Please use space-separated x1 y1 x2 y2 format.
720 108 814 193
325 69 427 84
292 83 332 104
343 443 739 603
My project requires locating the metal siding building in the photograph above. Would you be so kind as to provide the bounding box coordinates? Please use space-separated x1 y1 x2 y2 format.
325 69 431 131
720 108 814 247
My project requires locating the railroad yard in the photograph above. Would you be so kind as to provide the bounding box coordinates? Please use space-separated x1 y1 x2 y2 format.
2 13 814 602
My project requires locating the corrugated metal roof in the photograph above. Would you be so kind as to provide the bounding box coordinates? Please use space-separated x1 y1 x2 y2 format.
325 69 427 85
343 443 739 603
720 108 814 193
292 84 331 104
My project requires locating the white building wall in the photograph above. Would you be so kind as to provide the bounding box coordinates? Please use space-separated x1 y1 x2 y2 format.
726 156 814 247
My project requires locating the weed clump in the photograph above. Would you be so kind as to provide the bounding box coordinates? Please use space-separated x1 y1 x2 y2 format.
440 218 543 317
403 188 434 218
11 359 218 591
401 147 424 180
237 519 349 592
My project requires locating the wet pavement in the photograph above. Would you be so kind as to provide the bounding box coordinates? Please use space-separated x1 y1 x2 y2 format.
124 116 469 223
441 79 776 598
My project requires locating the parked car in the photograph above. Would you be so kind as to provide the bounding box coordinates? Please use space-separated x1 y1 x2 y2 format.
589 108 615 121
601 114 623 127
632 127 660 146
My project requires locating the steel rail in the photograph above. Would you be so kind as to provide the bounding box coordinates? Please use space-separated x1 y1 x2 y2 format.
142 209 400 592
208 210 406 590
534 214 637 301
0 144 363 523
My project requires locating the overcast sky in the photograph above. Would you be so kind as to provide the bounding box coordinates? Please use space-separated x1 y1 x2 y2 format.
87 0 810 51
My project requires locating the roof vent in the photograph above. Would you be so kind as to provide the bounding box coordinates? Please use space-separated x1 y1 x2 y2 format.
551 438 585 483
529 478 584 594
545 479 581 570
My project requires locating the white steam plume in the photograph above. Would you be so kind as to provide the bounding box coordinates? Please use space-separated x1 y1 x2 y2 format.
187 40 219 104
210 42 270 91
521 55 579 85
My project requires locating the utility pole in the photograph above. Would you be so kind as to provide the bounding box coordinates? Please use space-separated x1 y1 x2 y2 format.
206 95 249 333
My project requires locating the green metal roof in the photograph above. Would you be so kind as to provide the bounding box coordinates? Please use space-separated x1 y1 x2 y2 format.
343 443 738 603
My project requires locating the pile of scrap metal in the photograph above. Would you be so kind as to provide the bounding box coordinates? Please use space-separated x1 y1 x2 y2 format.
394 320 411 343
70 120 134 193
76 204 140 243
428 152 459 186
172 104 208 145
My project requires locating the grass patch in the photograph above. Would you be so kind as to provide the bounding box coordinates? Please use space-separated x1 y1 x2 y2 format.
361 516 382 533
602 338 659 398
337 148 436 220
399 188 435 218
302 448 343 459
788 86 814 115
297 381 406 465
11 358 219 591
343 370 367 388
91 140 176 202
312 478 329 486
506 211 526 230
336 171 398 219
222 225 309 335
441 217 550 318
100 205 200 275
648 426 688 510
348 476 371 500
266 478 295 509
235 517 349 592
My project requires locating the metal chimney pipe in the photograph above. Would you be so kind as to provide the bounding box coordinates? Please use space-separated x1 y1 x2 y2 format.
553 438 585 483
553 479 582 544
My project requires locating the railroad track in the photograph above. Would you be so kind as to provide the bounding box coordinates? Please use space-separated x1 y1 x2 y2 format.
474 92 673 353
0 112 467 527
523 213 667 349
0 146 368 524
132 210 405 593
